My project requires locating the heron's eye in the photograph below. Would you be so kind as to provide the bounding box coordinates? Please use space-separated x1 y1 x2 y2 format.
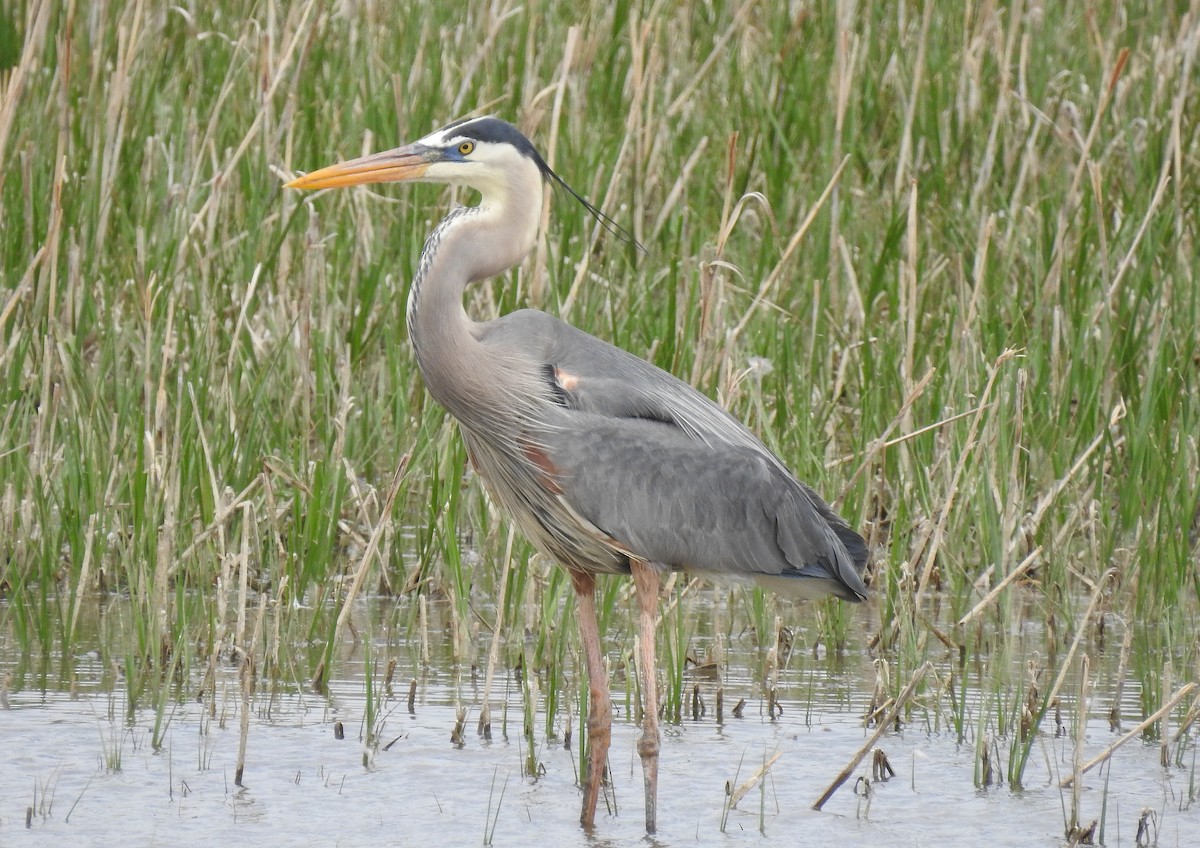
457 141 475 156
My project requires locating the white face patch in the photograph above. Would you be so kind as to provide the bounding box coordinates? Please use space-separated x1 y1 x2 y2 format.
416 124 542 199
418 125 466 149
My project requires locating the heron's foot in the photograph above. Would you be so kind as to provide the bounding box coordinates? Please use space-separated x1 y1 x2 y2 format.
580 718 610 827
638 728 660 833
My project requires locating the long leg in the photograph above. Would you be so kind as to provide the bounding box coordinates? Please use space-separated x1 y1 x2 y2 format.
571 570 610 829
630 560 662 834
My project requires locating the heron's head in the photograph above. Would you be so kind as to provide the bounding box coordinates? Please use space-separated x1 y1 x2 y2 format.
286 116 545 198
287 116 635 246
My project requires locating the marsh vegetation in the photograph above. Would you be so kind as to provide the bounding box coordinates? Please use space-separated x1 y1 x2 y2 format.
2 1 1198 843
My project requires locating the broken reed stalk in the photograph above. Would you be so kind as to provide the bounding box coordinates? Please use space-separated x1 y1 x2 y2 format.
831 366 936 490
765 615 783 713
176 476 262 562
478 531 516 738
956 546 1042 627
1172 697 1200 760
1161 660 1173 768
200 523 235 712
913 350 1016 605
725 155 850 350
419 594 430 667
311 454 409 688
1108 572 1138 729
235 652 254 786
1069 654 1091 834
728 751 782 808
813 661 932 810
1060 682 1197 788
451 705 467 747
234 593 269 787
67 514 98 640
1043 569 1118 714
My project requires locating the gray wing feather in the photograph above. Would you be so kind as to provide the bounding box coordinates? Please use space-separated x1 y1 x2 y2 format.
553 414 867 600
478 309 868 600
483 309 762 449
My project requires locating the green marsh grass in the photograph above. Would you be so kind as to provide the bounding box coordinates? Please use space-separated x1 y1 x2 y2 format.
2 0 1199 834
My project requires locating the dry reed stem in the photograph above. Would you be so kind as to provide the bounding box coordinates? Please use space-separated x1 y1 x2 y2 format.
1069 654 1091 832
1160 661 1174 767
234 595 267 787
1172 692 1200 744
764 615 782 700
665 0 755 117
1060 683 1198 788
478 530 517 736
688 133 739 389
177 477 262 561
961 211 995 337
0 246 44 351
418 594 430 667
829 0 859 294
68 515 98 639
95 0 145 251
831 366 936 494
235 502 251 648
1107 576 1137 729
1041 47 1128 300
31 153 67 474
150 294 182 658
558 27 642 319
726 155 850 348
530 24 579 306
955 546 1042 628
1044 569 1119 716
311 454 410 688
893 0 934 198
202 534 235 711
177 0 317 268
913 349 1016 604
812 661 932 811
650 575 701 628
1096 163 1172 321
901 182 939 476
649 135 708 244
967 0 1023 211
450 0 520 116
1168 16 1198 244
728 751 781 809
222 262 264 396
0 0 52 188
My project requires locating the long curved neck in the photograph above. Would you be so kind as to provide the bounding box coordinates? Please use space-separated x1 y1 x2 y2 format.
406 169 543 429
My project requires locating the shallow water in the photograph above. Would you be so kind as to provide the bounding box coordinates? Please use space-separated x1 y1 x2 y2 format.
2 595 1197 847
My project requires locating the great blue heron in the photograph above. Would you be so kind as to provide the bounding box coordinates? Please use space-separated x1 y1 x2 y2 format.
287 115 868 833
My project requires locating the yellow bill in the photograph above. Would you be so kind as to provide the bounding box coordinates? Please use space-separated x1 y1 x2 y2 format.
285 143 438 190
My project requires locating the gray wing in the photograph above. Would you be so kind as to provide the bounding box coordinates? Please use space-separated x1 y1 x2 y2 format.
479 309 869 600
482 309 768 449
550 413 868 600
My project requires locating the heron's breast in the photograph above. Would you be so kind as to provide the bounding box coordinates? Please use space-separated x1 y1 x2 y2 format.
460 426 628 575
